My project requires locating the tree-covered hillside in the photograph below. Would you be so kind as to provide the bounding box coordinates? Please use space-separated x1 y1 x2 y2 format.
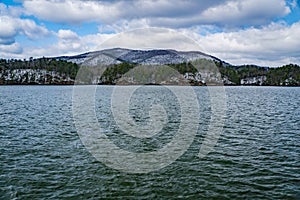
96 61 300 86
0 58 79 84
265 64 300 86
0 57 299 86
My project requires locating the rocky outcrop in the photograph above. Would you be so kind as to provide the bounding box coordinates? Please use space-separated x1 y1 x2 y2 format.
240 76 267 86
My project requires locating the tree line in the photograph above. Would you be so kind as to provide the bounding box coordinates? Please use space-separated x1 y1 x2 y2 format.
216 62 300 86
0 58 79 80
0 57 299 86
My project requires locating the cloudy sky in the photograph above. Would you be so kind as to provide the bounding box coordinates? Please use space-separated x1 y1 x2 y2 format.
0 0 299 66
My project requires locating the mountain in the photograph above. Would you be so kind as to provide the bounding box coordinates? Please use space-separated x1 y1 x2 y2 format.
0 48 299 86
57 48 228 66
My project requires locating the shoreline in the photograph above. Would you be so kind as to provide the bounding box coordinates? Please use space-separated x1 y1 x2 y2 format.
1 84 299 87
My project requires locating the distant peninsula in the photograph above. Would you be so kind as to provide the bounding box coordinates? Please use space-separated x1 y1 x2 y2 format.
0 48 299 86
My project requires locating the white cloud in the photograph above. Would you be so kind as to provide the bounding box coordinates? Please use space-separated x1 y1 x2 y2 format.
23 0 120 24
56 30 82 53
200 0 290 26
0 5 50 41
19 18 50 40
57 29 79 40
23 31 114 58
23 0 290 28
97 28 202 51
98 18 150 33
0 42 22 54
2 23 300 67
0 16 18 44
192 21 300 66
2 28 202 58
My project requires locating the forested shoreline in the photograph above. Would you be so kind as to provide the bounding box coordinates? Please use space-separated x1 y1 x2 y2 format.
0 57 299 86
0 58 79 85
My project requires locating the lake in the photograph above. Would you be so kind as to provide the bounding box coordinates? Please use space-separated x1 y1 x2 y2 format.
0 86 299 199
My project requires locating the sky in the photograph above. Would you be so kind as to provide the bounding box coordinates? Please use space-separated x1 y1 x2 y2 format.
0 0 299 67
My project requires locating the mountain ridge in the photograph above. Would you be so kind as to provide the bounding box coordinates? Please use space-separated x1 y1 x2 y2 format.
0 48 299 86
56 48 229 66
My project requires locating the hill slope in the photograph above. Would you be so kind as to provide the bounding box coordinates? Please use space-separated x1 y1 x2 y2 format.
0 48 299 86
57 48 226 66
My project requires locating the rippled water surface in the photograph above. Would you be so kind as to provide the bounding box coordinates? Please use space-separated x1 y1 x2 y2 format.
0 86 299 199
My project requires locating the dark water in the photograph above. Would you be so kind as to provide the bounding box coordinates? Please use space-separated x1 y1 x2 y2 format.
0 86 299 199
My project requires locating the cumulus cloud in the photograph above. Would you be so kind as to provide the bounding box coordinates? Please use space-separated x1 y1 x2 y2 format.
200 0 290 26
23 30 114 58
23 0 120 24
94 23 300 66
57 29 79 40
6 28 202 58
2 22 300 67
98 18 150 33
23 0 290 28
19 18 50 39
193 21 300 66
97 28 202 51
0 16 18 44
0 3 50 56
0 15 50 43
0 42 22 55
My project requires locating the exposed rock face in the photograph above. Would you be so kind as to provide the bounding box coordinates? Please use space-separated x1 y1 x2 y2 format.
183 72 226 85
240 76 267 86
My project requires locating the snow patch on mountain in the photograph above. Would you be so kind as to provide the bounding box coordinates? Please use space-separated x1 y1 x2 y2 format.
57 48 224 66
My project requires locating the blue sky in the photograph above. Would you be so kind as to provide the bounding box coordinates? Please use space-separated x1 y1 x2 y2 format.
0 0 299 66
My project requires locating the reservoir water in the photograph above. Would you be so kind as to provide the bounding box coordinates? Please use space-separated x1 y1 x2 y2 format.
0 86 299 199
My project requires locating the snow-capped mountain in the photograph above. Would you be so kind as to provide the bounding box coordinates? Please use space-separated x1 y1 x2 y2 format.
57 48 226 66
